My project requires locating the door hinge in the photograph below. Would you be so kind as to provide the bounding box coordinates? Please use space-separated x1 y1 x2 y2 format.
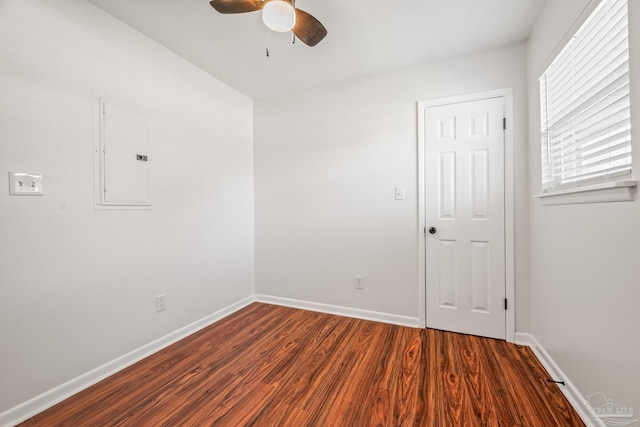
424 226 426 235
503 117 506 130
504 298 508 310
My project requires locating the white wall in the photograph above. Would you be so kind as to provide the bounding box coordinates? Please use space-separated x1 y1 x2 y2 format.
0 0 254 415
254 43 530 327
527 0 640 414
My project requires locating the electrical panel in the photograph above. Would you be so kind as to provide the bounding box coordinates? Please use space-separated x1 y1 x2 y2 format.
96 98 151 207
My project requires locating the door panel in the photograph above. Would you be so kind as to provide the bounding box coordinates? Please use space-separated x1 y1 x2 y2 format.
425 97 505 340
470 149 489 218
439 152 456 218
470 240 490 312
438 239 457 308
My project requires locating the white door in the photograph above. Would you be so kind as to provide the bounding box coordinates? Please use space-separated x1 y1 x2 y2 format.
424 97 506 340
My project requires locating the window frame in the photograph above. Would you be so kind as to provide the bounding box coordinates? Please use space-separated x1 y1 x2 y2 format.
535 0 635 204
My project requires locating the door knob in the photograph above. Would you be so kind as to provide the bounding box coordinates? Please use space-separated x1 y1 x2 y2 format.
428 227 437 235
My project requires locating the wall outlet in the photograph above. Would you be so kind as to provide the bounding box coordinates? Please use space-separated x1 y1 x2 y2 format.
355 275 365 290
156 293 167 312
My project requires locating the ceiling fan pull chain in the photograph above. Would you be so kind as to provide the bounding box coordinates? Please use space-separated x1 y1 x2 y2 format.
292 0 296 44
265 29 270 57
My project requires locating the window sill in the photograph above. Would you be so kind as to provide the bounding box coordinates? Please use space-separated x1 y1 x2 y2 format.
533 180 637 206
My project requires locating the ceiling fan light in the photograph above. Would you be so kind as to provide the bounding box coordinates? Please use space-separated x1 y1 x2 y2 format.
262 1 296 32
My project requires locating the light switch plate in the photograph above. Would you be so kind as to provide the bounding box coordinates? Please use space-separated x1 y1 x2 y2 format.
395 186 406 200
9 172 43 196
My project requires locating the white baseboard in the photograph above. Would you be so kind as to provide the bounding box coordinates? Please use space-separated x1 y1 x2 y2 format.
254 294 421 328
515 332 605 427
0 295 254 427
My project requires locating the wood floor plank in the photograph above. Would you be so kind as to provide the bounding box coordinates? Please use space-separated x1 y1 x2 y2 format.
81 304 290 426
323 321 395 425
474 336 529 425
394 327 423 425
19 303 585 427
419 328 442 427
458 337 501 426
249 316 362 425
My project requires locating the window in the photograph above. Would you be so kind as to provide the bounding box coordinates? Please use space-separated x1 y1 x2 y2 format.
539 0 631 193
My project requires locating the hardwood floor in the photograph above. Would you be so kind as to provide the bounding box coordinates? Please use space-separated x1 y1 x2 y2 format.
20 303 584 426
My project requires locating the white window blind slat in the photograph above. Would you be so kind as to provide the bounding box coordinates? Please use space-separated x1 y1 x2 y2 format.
548 136 632 174
549 1 627 80
539 0 631 192
548 15 627 101
549 38 628 112
548 95 630 150
548 65 628 132
549 125 631 163
551 86 629 136
551 121 630 158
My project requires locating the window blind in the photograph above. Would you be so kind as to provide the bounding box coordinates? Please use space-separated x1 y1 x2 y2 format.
540 0 631 192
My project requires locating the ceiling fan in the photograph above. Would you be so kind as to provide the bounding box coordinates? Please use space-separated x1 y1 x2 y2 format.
209 0 327 47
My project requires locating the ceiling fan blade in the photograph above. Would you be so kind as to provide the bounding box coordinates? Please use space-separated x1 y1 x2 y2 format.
293 9 327 46
209 0 263 14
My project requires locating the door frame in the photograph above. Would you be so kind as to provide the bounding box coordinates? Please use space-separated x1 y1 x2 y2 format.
417 88 515 343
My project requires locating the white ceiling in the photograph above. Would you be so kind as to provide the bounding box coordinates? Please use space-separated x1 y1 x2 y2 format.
86 0 546 99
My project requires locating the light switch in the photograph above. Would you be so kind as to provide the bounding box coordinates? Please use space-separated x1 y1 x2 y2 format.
395 186 405 200
9 172 43 196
